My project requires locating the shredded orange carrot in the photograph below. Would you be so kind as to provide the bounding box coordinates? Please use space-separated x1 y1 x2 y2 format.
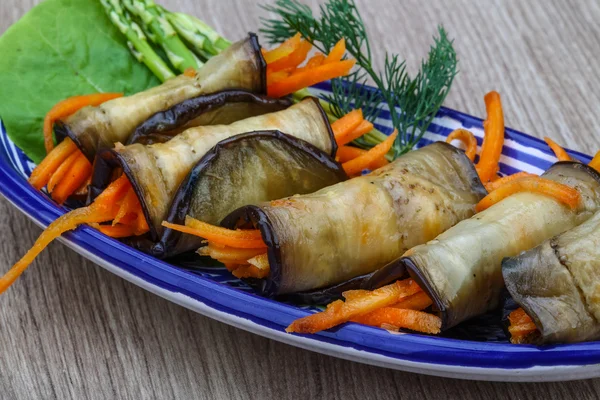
231 264 270 279
44 93 123 153
475 176 581 212
286 279 421 334
508 308 539 344
331 109 363 143
292 53 326 74
267 39 312 73
446 128 478 162
50 152 92 205
0 174 131 293
46 150 80 193
336 119 374 147
351 308 441 334
95 224 138 238
29 138 78 189
324 38 346 64
336 146 388 169
389 291 433 311
267 70 292 86
198 244 266 263
248 253 270 271
267 59 355 98
162 216 266 249
589 151 600 172
342 130 397 176
484 171 537 192
544 137 571 161
183 67 197 78
475 91 505 183
113 188 138 226
262 33 302 64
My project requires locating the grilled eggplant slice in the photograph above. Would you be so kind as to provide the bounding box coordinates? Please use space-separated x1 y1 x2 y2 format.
503 210 600 344
221 142 487 297
365 162 600 330
54 33 266 159
132 130 347 258
127 91 291 145
92 98 335 240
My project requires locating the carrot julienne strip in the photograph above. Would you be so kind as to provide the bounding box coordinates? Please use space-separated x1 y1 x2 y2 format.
183 67 197 78
267 59 356 98
286 279 422 334
162 216 266 249
446 128 478 162
475 91 505 183
589 151 600 172
335 119 374 147
29 138 78 189
342 130 397 176
0 174 132 293
50 152 92 205
351 308 441 334
475 176 581 212
484 171 537 192
324 38 346 64
46 150 81 193
262 32 302 64
331 109 363 143
508 308 539 344
544 137 571 161
389 291 433 311
44 92 123 153
232 264 269 279
95 224 138 238
198 244 266 263
267 39 312 73
292 52 326 74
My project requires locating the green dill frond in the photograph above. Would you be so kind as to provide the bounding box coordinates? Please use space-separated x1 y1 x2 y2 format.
261 0 458 157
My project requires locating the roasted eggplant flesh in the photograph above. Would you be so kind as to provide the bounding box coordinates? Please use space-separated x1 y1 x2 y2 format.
370 162 600 330
54 34 266 159
127 91 291 145
503 210 600 344
222 142 486 297
142 130 347 257
91 98 335 240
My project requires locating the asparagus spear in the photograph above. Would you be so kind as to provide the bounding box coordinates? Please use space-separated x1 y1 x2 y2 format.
100 0 175 82
164 11 231 59
122 0 202 72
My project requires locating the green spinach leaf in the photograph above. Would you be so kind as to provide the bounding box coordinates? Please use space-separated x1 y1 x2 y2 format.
0 0 160 163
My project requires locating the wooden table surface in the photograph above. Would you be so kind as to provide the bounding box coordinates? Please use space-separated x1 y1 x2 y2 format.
2 0 600 398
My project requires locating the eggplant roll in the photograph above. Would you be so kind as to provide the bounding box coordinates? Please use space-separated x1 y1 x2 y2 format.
221 142 487 297
127 91 291 145
137 130 348 258
366 162 600 330
54 34 266 159
93 98 335 239
503 210 600 344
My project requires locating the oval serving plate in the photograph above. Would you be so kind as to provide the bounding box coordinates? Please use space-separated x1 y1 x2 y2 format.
1 82 600 382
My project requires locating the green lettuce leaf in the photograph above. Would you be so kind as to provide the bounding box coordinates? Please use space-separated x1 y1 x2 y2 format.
0 0 160 163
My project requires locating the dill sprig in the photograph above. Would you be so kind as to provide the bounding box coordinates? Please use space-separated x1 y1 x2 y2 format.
260 0 458 157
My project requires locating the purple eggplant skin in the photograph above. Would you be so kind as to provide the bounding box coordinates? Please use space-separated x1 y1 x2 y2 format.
222 141 487 298
126 91 292 145
54 33 267 161
364 161 600 331
503 208 600 344
126 130 347 258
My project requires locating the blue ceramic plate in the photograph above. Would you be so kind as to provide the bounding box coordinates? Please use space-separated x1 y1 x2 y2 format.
2 82 599 382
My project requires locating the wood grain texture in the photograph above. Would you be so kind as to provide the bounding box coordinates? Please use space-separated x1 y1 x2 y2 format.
1 0 600 398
